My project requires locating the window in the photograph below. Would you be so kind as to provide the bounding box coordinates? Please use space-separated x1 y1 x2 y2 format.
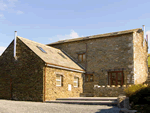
37 46 47 53
108 71 124 86
58 52 67 59
85 74 94 82
74 77 79 87
56 74 63 86
78 53 86 62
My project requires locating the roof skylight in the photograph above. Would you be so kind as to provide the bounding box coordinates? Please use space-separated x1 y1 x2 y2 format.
37 46 47 53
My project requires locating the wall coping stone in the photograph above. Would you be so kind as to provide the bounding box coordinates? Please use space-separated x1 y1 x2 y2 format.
94 84 149 88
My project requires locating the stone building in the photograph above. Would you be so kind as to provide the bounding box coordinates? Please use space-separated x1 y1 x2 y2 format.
0 36 84 101
0 28 148 101
48 28 148 96
147 54 150 83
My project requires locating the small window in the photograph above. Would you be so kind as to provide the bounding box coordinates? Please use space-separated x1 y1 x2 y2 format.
56 74 63 86
37 46 47 53
78 54 86 62
58 52 67 59
74 77 79 87
85 74 94 82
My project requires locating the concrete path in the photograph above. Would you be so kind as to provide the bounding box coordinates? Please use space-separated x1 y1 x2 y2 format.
0 99 121 113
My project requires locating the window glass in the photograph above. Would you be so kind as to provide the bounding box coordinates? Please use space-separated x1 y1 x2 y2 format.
74 77 79 87
83 54 86 61
56 74 63 86
56 81 61 86
78 54 85 62
112 73 116 79
74 82 77 87
37 46 47 53
85 75 89 82
118 72 122 85
90 75 93 81
85 74 93 82
79 55 82 61
56 75 60 80
118 72 122 80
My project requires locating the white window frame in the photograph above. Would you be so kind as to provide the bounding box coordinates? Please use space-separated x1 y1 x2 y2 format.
56 74 62 87
74 77 79 87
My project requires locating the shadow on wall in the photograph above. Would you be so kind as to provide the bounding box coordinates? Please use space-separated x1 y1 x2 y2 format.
95 106 121 113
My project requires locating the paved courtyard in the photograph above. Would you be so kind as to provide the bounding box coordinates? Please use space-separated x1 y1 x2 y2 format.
0 99 121 113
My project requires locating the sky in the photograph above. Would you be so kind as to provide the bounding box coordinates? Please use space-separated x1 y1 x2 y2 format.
1 0 150 55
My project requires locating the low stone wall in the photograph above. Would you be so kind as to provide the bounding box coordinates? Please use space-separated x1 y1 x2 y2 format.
94 85 128 97
94 84 149 97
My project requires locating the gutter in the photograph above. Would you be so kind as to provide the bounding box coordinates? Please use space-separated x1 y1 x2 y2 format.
45 63 85 73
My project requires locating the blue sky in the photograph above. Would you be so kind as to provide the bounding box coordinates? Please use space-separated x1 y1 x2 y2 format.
1 0 150 55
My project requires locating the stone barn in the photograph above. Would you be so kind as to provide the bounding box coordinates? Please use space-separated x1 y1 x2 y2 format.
0 28 149 101
0 36 84 101
48 28 148 97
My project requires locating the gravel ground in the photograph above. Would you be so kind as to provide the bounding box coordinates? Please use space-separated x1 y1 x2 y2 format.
0 99 121 113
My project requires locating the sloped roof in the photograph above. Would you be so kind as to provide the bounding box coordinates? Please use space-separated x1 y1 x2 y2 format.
47 28 142 45
18 36 84 72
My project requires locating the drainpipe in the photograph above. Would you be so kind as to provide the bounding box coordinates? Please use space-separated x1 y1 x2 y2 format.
43 66 46 102
85 43 87 72
14 31 17 60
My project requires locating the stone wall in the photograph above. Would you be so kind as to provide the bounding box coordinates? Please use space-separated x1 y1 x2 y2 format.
51 33 135 93
0 38 44 101
45 66 83 101
0 41 14 99
133 30 148 84
94 85 126 97
147 67 150 84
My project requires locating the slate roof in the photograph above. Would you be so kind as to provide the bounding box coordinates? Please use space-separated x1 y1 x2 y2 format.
18 36 84 71
47 28 142 45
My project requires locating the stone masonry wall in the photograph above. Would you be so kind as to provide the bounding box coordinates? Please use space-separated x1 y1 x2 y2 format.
0 42 14 99
94 85 126 97
133 30 148 84
45 67 83 101
0 38 45 101
51 33 135 93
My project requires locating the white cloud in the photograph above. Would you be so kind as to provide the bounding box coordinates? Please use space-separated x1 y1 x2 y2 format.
16 10 23 15
146 31 150 35
7 0 18 2
52 30 79 41
0 1 7 10
0 0 23 16
0 46 6 55
49 38 53 41
0 14 4 18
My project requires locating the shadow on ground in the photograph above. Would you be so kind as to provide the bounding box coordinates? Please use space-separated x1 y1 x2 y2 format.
95 106 121 113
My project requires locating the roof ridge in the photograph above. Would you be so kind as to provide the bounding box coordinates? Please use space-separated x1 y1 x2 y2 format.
47 28 142 45
17 36 60 51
